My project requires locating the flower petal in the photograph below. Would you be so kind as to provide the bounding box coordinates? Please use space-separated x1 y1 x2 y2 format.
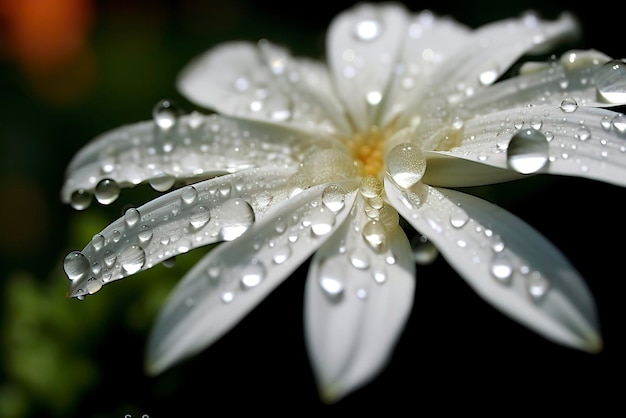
385 178 602 353
304 194 415 403
423 105 626 187
64 166 305 299
61 112 323 208
397 11 579 127
464 50 624 114
326 3 409 132
176 41 352 136
146 181 358 375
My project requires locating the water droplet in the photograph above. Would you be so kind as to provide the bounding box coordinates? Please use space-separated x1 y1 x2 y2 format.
354 19 382 41
189 205 211 229
272 245 292 264
362 220 386 252
386 143 426 188
355 288 368 299
526 271 549 300
91 234 104 251
240 261 266 288
149 174 176 192
321 184 346 212
372 269 387 284
491 253 514 284
449 207 469 228
219 198 255 241
559 97 578 113
310 208 335 236
95 179 120 205
506 128 550 174
63 251 90 281
318 259 345 300
103 250 116 268
124 207 140 227
360 176 383 198
574 126 591 141
138 225 153 243
479 69 498 86
181 185 198 205
119 245 146 275
348 248 370 269
153 99 180 130
70 189 92 210
221 291 235 303
612 113 626 135
86 277 102 295
596 60 626 104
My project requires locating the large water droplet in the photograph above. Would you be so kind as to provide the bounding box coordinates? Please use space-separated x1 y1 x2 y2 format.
386 143 426 188
181 185 198 205
153 99 180 130
506 128 550 174
63 251 90 281
359 176 383 198
362 220 386 252
596 60 626 104
219 198 255 241
95 179 120 205
321 184 346 212
119 245 146 275
70 189 92 210
559 97 578 113
189 205 211 229
124 207 140 228
240 261 266 288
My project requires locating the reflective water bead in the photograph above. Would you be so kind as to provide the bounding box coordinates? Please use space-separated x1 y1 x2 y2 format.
221 291 236 303
124 208 140 228
63 251 90 281
91 234 105 251
595 60 626 104
321 184 346 212
153 99 180 130
526 271 549 300
94 179 120 205
86 277 103 295
218 198 255 241
559 97 578 113
362 220 387 252
506 128 550 174
189 205 211 230
138 225 153 243
272 245 292 265
490 253 514 284
449 206 469 228
372 269 387 284
119 245 146 275
386 143 426 188
103 250 116 268
310 208 336 236
70 189 92 210
360 175 383 198
240 261 266 288
612 113 626 135
181 185 198 205
149 174 176 192
575 126 591 141
378 204 399 231
349 248 370 269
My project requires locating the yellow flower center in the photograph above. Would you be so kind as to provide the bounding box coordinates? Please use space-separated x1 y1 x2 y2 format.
344 125 393 178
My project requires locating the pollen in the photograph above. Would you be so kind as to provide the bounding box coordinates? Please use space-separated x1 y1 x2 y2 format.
345 125 392 178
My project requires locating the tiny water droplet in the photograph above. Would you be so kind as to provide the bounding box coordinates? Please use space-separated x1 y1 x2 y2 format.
372 269 387 284
63 251 90 281
221 291 235 303
506 128 550 174
70 189 92 210
559 97 578 113
119 245 146 275
386 143 426 188
95 179 120 205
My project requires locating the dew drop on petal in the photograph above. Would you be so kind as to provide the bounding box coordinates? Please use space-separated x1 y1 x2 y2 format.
221 291 236 303
153 99 180 130
189 205 211 230
149 174 176 192
240 261 266 288
526 271 549 300
595 60 626 104
86 277 103 295
181 185 198 205
94 179 120 205
218 198 255 241
310 208 336 236
360 176 383 198
318 259 346 300
354 19 382 41
449 206 469 228
559 97 578 113
119 245 146 275
138 225 153 243
63 251 90 281
124 208 140 228
506 128 550 174
321 184 346 212
272 245 292 264
349 247 370 269
386 143 426 188
70 189 92 210
612 113 626 135
362 220 386 252
91 234 105 251
490 253 514 284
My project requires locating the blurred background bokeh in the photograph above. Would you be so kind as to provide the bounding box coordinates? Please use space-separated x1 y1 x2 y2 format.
1 0 623 416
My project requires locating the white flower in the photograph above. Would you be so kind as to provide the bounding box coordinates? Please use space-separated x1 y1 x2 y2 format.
61 3 626 403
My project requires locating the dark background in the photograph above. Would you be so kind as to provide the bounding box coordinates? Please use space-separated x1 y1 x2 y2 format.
1 0 623 416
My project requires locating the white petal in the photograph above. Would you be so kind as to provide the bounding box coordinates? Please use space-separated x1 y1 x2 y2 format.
176 41 352 136
64 166 304 299
423 105 626 187
304 194 415 403
464 50 622 114
397 11 579 126
61 113 318 207
146 181 358 375
326 3 409 132
385 178 602 352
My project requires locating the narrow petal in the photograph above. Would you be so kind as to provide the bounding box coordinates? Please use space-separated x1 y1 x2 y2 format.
326 3 409 132
176 41 352 136
304 194 415 403
423 105 626 187
397 11 579 126
464 50 624 114
146 181 358 374
64 166 302 299
385 178 602 352
61 112 316 207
